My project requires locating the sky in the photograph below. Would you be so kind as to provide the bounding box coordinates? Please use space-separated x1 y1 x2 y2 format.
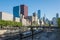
0 0 60 20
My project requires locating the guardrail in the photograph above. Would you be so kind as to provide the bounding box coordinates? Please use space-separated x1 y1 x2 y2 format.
0 26 59 30
3 30 43 40
0 26 60 40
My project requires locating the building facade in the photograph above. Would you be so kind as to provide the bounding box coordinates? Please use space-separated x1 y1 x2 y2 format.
38 10 41 19
32 12 38 22
0 12 13 21
56 13 59 19
13 6 20 21
32 12 40 26
20 5 28 18
15 17 20 22
52 17 57 26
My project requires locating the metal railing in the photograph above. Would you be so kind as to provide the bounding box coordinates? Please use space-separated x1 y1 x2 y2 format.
0 26 60 40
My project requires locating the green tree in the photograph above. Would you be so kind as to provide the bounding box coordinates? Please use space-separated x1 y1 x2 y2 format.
0 20 22 27
57 18 60 27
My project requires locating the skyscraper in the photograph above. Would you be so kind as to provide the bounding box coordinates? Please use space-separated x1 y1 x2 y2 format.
20 5 28 18
38 10 41 19
13 6 20 20
56 13 59 19
43 14 46 24
33 12 36 17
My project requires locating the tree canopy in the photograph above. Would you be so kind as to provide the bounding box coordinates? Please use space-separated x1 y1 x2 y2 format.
0 20 22 27
57 18 60 27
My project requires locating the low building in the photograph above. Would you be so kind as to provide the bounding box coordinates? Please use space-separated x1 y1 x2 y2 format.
0 12 13 21
15 17 20 22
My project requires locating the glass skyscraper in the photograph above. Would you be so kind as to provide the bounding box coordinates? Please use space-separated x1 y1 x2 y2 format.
56 13 59 19
38 10 41 19
13 6 20 17
13 6 20 20
13 5 28 19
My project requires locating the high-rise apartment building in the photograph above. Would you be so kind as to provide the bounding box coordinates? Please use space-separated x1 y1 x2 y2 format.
20 5 28 18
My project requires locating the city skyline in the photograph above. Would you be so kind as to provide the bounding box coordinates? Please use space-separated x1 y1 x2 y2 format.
0 0 60 20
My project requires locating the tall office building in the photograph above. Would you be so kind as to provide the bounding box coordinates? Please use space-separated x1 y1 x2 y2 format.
56 13 59 19
33 12 36 17
20 5 28 18
13 6 20 20
38 10 41 19
43 14 46 24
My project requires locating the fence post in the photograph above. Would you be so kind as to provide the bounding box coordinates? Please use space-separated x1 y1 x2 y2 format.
20 32 23 40
30 27 33 40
